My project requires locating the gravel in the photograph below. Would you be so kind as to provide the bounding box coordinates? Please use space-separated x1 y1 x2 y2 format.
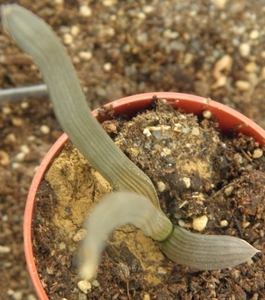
1 0 265 299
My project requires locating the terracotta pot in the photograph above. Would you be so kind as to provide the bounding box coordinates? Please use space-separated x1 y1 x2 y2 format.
24 92 265 299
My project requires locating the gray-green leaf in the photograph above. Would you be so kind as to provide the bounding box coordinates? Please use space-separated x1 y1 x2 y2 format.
162 226 260 270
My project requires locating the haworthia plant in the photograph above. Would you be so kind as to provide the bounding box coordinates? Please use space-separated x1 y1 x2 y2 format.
2 4 259 281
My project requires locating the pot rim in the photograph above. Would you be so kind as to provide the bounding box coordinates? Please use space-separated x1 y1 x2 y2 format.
24 92 265 299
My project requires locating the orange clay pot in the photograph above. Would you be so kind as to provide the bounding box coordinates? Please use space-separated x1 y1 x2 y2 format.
24 92 265 299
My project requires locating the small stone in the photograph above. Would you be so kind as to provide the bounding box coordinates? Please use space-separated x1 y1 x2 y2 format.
0 245 11 253
71 25 80 36
202 110 212 119
20 145 30 154
137 12 146 19
78 280 91 294
191 127 200 135
2 106 11 114
20 102 29 109
163 29 179 39
5 133 16 143
27 294 38 300
79 5 92 17
220 220 228 227
181 177 191 189
15 152 26 162
213 55 232 79
224 185 234 196
249 29 259 40
174 123 182 132
239 43 251 57
247 258 254 265
91 279 100 287
183 53 193 65
157 181 166 192
192 215 208 231
178 219 186 227
103 62 112 71
242 221 250 229
73 228 87 242
235 80 251 91
161 147 171 157
157 266 167 275
142 5 155 14
245 62 257 73
11 162 21 170
252 148 263 158
143 128 151 137
0 151 10 166
63 33 73 45
12 117 23 126
103 0 117 6
40 125 50 134
79 51 92 61
211 0 228 9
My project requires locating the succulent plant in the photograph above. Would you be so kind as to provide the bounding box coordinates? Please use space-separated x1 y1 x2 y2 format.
1 4 259 282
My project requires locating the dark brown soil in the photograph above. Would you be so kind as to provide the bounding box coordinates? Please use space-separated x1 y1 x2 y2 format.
1 0 265 299
33 100 265 300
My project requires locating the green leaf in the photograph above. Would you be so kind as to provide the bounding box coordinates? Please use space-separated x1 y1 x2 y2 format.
162 226 260 270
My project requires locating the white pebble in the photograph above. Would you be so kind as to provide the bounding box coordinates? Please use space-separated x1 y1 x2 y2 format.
137 12 146 19
15 152 26 162
191 127 200 135
143 128 151 137
178 219 186 227
183 53 194 65
143 294 151 300
182 177 191 188
91 279 100 287
11 162 21 170
174 123 182 132
0 245 11 253
79 5 92 17
103 62 112 72
253 148 263 158
224 185 234 196
235 80 251 91
63 33 73 45
20 144 30 154
2 106 11 114
78 280 91 294
161 147 171 157
220 220 228 227
245 62 257 73
239 43 251 57
143 5 155 14
249 29 259 39
157 181 166 192
202 110 212 119
79 51 92 61
71 25 80 36
157 266 167 275
21 102 29 109
40 125 50 135
102 0 117 6
211 0 228 9
192 215 208 231
163 29 179 39
73 228 87 242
